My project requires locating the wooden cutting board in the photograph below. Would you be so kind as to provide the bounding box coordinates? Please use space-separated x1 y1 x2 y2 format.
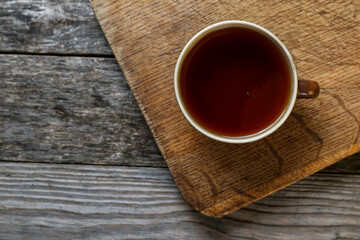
90 0 360 217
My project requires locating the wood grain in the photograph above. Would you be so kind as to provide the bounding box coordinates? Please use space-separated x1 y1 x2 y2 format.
0 0 359 173
0 55 163 166
0 162 359 240
0 53 359 172
91 0 360 216
0 0 111 55
0 1 359 237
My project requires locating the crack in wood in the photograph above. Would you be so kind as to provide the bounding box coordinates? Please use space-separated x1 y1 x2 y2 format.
91 94 110 107
189 6 209 22
53 106 69 118
235 189 256 200
176 172 202 211
263 138 284 176
198 169 219 205
323 89 360 145
291 112 324 161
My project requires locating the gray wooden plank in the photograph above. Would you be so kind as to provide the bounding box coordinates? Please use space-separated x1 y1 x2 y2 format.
0 0 112 55
0 54 163 166
1 53 360 171
0 162 359 240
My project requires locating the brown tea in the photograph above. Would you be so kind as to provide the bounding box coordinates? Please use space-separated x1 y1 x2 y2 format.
179 27 292 137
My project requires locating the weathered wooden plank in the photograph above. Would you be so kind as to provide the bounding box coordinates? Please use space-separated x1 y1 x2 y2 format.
0 54 163 166
0 162 359 240
0 53 359 171
0 0 111 55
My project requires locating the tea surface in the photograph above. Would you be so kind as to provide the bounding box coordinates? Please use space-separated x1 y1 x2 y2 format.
180 27 292 137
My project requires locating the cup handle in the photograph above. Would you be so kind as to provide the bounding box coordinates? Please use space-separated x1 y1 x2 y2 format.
297 79 320 98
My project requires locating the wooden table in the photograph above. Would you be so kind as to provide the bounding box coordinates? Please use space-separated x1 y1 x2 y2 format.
1 1 359 239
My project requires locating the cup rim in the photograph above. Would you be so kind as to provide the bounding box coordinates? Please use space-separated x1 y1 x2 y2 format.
174 20 298 143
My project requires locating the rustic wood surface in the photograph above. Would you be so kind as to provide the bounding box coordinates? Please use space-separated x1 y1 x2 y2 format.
0 0 359 238
0 55 163 167
0 54 358 172
0 0 111 56
1 162 360 240
91 0 360 216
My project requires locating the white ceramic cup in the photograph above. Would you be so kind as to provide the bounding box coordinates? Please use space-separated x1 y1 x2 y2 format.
174 20 319 144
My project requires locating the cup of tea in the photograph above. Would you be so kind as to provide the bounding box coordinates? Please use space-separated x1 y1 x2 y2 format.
174 20 319 143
